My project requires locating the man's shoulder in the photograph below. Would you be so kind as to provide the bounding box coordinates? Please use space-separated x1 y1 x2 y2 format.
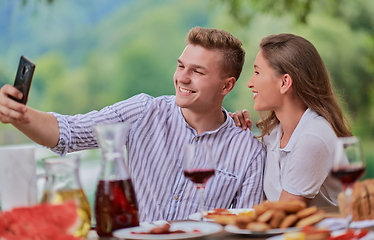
153 95 176 104
128 93 174 102
125 94 176 110
220 122 263 150
223 116 259 138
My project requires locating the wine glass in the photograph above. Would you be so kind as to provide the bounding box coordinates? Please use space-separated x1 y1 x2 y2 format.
331 136 365 228
183 143 215 221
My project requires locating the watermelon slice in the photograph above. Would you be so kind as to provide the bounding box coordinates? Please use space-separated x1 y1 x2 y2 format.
0 201 82 240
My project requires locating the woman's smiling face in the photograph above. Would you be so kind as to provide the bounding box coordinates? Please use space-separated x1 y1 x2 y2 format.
247 50 284 112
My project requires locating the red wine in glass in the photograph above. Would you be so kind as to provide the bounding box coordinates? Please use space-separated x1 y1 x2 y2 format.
184 169 215 186
183 143 214 221
95 179 139 237
331 166 366 185
332 136 365 229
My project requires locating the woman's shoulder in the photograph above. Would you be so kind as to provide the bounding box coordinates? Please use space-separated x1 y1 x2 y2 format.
295 116 337 150
307 114 336 136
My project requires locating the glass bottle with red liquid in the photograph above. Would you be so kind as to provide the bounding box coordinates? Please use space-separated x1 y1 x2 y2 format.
92 122 139 237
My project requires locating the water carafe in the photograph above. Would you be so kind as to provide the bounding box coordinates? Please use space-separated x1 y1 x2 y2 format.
93 122 139 237
41 154 92 237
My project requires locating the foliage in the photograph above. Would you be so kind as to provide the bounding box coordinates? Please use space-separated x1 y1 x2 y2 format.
217 0 316 24
1 0 374 151
217 0 374 138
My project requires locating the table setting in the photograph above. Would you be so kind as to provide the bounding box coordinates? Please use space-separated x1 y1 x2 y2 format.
1 131 374 240
87 136 374 240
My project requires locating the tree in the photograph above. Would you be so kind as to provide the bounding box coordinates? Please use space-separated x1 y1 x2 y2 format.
218 0 374 137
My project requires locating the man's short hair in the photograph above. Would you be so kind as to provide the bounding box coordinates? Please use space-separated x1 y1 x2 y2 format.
186 27 245 81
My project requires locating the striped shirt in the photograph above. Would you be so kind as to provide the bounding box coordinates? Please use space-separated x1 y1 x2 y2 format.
50 93 265 222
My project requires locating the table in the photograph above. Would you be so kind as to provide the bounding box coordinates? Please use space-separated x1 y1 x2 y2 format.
86 206 371 240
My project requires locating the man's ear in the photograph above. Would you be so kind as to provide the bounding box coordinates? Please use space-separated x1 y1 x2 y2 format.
280 74 292 94
222 77 236 95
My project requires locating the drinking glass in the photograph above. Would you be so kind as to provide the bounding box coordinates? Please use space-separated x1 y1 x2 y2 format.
183 143 215 221
331 136 365 228
41 155 92 237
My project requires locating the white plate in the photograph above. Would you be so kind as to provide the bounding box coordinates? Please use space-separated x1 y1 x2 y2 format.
225 225 300 238
139 220 169 228
267 230 374 240
188 208 254 221
112 221 223 240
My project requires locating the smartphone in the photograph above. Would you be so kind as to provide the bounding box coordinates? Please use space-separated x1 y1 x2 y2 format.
10 56 35 104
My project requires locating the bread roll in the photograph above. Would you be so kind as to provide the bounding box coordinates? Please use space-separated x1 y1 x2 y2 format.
338 179 374 221
257 209 275 223
263 200 306 213
296 206 318 219
296 210 325 228
363 179 374 219
246 222 270 232
279 214 298 229
269 210 286 228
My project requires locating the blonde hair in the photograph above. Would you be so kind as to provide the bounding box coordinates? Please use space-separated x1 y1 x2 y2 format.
187 27 245 81
256 33 351 138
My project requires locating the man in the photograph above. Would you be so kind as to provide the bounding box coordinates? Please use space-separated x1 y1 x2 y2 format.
0 27 265 222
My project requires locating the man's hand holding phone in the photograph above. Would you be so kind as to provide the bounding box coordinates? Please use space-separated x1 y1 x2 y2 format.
0 84 30 124
0 56 35 124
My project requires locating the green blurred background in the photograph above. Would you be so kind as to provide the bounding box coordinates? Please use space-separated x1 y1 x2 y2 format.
1 0 374 211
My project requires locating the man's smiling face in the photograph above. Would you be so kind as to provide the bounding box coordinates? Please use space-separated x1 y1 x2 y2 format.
174 44 225 112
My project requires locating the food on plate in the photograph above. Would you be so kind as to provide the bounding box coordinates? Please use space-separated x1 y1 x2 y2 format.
209 215 237 225
262 200 307 213
295 211 326 228
257 209 275 223
131 223 201 235
246 222 271 232
270 210 287 229
204 208 255 225
205 208 236 225
205 208 254 218
327 228 369 240
232 200 326 231
283 226 330 240
0 201 82 240
279 214 299 229
338 178 374 221
283 232 306 240
296 206 318 219
300 226 330 240
235 215 256 229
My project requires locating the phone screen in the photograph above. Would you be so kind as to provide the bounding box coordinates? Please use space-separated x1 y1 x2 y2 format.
10 56 35 104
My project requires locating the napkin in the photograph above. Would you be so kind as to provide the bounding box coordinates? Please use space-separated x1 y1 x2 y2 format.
317 218 374 230
0 145 37 211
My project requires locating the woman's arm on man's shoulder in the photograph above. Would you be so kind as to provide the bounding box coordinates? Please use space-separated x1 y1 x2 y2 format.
228 109 252 130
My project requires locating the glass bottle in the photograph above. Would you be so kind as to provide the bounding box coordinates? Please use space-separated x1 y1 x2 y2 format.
41 154 92 237
93 122 139 237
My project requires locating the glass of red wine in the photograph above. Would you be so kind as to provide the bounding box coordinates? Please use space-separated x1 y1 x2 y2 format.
183 143 215 221
331 136 365 228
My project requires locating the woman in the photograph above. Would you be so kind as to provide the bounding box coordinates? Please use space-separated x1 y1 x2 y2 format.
234 33 352 206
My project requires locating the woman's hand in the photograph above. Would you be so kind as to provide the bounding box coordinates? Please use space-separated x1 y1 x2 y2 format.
228 109 252 130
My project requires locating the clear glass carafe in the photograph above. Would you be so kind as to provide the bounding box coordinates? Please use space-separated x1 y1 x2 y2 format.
41 154 92 237
93 122 139 237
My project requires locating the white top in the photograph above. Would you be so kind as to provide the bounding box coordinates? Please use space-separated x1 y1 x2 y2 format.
263 108 341 206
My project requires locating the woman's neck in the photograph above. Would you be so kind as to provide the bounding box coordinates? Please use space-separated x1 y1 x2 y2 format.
276 102 307 148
